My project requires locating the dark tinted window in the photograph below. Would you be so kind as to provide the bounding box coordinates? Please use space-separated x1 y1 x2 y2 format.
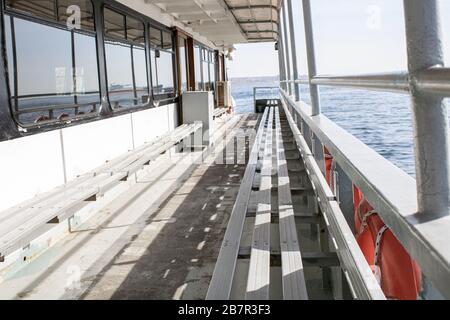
149 27 162 47
104 8 125 39
127 16 145 45
58 0 95 31
162 31 172 50
6 0 56 20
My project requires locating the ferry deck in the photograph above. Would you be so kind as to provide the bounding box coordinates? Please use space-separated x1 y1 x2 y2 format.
0 0 450 300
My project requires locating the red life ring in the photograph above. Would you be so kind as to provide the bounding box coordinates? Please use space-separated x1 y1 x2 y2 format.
323 147 422 299
353 186 422 300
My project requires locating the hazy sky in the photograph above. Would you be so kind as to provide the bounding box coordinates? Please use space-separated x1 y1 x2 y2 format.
228 0 450 78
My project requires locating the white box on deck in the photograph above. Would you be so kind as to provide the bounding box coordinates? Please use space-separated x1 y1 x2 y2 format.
182 91 215 146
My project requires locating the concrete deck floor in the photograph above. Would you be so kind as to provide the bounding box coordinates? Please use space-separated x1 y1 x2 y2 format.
0 114 259 300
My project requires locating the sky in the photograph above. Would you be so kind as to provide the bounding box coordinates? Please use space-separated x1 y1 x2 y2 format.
228 0 450 78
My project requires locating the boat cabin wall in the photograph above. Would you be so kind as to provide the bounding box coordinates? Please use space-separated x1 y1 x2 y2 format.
0 0 225 211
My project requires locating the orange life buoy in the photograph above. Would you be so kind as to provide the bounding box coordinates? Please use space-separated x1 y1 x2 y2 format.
323 147 422 299
324 147 333 186
353 186 422 300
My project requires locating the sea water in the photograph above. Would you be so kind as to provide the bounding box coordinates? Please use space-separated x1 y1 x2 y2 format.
231 76 450 177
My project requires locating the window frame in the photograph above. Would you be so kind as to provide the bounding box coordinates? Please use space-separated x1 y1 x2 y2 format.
3 0 102 129
148 23 177 105
103 5 151 112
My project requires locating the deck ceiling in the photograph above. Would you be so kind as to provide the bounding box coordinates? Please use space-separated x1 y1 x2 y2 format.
144 0 280 47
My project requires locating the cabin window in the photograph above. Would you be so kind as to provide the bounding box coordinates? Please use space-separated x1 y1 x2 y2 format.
104 8 149 110
209 51 216 93
178 37 188 93
6 0 95 32
202 48 210 91
149 26 175 101
4 0 101 127
194 44 203 91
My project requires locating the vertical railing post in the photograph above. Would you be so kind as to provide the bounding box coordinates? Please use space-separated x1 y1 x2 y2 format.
277 9 287 92
278 9 287 91
302 0 320 116
281 3 292 96
404 0 450 218
287 0 300 101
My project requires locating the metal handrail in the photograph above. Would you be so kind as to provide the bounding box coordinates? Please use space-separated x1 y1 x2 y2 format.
280 67 450 96
280 88 450 299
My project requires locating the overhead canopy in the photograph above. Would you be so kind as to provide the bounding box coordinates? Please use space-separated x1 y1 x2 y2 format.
144 0 280 48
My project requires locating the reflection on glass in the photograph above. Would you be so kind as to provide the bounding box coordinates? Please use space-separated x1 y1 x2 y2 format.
179 38 188 92
58 0 95 31
162 31 172 50
104 8 125 39
105 41 134 109
5 15 101 125
74 33 100 101
149 27 162 47
6 0 55 21
127 16 145 45
194 45 202 90
151 50 174 97
203 60 210 91
133 47 149 103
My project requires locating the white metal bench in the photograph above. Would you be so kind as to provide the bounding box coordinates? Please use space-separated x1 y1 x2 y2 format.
0 122 202 262
207 107 308 300
213 107 229 119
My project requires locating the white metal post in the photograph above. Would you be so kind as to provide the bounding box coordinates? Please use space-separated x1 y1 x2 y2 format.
278 10 287 91
404 0 450 218
281 3 292 96
286 0 300 101
302 0 321 116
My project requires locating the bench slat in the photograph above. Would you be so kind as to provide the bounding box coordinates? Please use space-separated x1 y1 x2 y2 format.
246 107 274 300
207 109 270 300
275 107 309 300
0 123 202 260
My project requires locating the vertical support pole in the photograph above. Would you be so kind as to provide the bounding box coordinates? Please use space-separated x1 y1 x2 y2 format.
404 0 450 218
277 9 287 91
302 0 320 116
93 0 112 115
281 3 292 96
0 7 20 141
287 0 300 101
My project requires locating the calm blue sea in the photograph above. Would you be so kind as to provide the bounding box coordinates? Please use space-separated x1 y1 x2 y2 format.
231 76 450 177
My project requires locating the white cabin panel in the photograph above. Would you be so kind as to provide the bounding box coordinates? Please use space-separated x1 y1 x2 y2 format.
62 114 134 181
132 105 173 148
0 131 65 212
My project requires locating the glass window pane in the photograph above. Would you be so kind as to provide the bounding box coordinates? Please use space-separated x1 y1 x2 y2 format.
162 31 172 50
133 47 149 103
105 41 134 109
151 49 158 91
58 0 95 31
6 0 56 21
127 16 144 45
152 50 174 98
8 17 76 124
149 26 162 48
74 33 100 105
4 15 15 108
203 60 210 91
179 38 188 92
194 45 202 90
104 8 125 39
209 62 215 91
